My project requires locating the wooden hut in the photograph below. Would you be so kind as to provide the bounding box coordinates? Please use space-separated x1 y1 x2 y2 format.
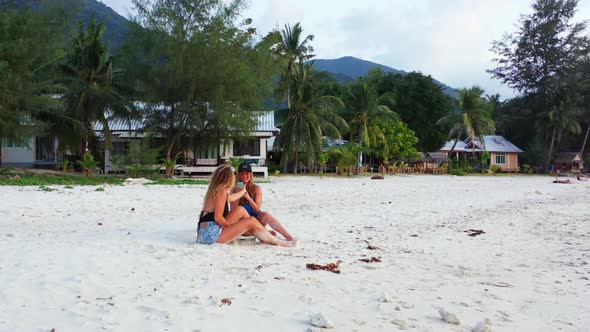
553 152 584 174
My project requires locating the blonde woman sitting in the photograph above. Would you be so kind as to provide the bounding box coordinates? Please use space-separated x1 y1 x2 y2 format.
197 165 295 247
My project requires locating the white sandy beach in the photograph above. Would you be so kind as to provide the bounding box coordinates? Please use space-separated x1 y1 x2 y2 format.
1 175 589 331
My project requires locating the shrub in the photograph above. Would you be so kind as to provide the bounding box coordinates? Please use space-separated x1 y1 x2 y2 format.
0 167 12 176
267 162 280 174
481 151 490 172
449 158 472 175
79 153 97 177
521 164 531 173
58 160 70 173
451 168 466 176
490 165 502 174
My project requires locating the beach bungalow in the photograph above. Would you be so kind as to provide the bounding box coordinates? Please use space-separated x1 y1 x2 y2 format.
439 135 523 172
1 136 58 169
94 111 278 178
414 152 450 173
552 152 585 174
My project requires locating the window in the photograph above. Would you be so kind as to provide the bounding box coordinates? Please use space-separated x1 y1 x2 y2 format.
495 153 506 164
1 137 29 148
112 142 128 155
233 140 260 156
195 143 218 159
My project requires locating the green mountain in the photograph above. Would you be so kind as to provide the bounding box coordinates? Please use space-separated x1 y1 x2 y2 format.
13 0 131 50
312 56 459 99
75 0 130 50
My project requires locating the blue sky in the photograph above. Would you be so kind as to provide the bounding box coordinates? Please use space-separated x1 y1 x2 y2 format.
101 0 590 99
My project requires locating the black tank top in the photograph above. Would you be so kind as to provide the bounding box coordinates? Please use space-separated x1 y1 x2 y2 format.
199 201 229 223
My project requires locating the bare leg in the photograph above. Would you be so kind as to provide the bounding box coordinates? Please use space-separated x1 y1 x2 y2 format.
225 206 251 224
257 212 295 241
217 218 296 247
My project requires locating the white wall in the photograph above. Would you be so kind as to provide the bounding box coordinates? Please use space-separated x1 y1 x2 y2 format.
1 137 35 165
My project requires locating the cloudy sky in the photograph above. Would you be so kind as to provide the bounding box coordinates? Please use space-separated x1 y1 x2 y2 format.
101 0 590 99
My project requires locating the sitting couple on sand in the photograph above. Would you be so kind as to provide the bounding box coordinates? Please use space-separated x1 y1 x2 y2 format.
196 163 296 247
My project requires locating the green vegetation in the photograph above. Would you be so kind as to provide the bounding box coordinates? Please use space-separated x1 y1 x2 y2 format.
342 79 397 175
449 158 473 176
438 86 495 155
275 62 348 174
78 152 98 177
38 185 58 192
147 178 208 185
2 0 589 178
490 0 589 169
521 164 531 174
490 165 503 174
481 151 491 172
0 174 124 186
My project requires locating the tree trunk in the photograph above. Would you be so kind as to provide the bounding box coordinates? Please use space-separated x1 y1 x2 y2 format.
165 137 177 178
449 129 463 154
547 126 557 170
354 151 361 175
281 152 288 174
286 87 291 110
294 151 298 174
580 124 590 156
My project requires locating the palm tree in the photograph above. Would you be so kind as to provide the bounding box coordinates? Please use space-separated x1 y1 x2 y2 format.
343 79 398 174
60 19 132 155
275 63 347 173
437 86 495 157
276 23 314 109
577 58 590 157
541 97 582 167
329 143 362 176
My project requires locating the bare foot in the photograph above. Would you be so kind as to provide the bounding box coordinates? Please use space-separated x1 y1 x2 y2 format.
283 240 297 247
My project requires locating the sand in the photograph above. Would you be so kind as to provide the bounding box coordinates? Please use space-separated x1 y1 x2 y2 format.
0 175 589 331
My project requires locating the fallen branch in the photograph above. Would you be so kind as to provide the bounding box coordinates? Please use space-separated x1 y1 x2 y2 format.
306 260 342 274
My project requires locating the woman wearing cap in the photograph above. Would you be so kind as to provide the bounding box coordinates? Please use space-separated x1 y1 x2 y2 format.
232 162 296 241
197 165 295 246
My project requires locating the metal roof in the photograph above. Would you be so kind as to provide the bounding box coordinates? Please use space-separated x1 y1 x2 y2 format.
93 110 277 133
94 119 145 131
439 139 469 151
554 152 583 163
252 111 277 132
426 152 450 161
482 136 523 153
440 136 523 153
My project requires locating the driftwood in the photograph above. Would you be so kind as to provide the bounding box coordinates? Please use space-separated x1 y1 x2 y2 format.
465 229 486 237
359 257 382 263
306 260 342 274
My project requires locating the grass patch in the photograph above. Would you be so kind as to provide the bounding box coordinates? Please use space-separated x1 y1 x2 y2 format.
147 178 209 185
38 185 58 192
95 187 105 192
0 174 124 186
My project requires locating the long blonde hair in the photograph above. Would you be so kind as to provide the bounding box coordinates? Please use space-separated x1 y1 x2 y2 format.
239 170 256 206
204 165 235 206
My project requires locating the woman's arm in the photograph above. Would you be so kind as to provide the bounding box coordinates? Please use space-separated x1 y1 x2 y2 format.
213 191 231 227
244 185 263 212
227 186 246 202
